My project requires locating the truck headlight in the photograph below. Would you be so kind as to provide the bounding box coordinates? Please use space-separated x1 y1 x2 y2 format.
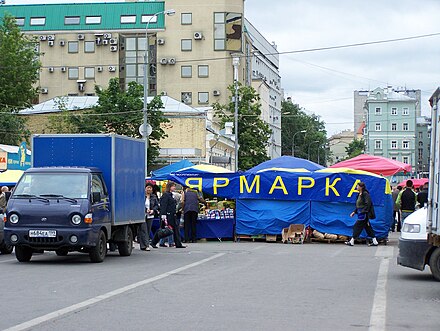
9 214 19 224
71 214 82 225
402 223 421 233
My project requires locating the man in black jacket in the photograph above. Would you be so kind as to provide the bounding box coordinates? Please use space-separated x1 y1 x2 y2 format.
396 180 417 224
417 183 428 208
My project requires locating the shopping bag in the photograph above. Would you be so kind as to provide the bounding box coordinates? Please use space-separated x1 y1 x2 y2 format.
156 226 173 239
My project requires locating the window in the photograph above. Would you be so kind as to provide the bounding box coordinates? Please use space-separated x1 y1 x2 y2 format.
181 92 192 104
68 67 79 80
391 123 397 131
68 41 79 53
121 15 136 24
84 41 95 53
214 12 226 50
181 39 192 51
375 140 382 150
419 148 423 160
141 15 158 24
198 92 209 104
30 17 46 26
391 140 397 149
419 132 423 139
65 16 80 25
375 123 381 131
15 18 25 26
181 13 192 25
85 67 95 79
391 107 397 115
86 16 101 25
391 156 397 161
181 66 192 78
402 141 409 149
375 107 382 115
403 156 409 164
402 107 409 115
403 123 409 131
198 65 209 77
428 132 431 139
92 174 107 197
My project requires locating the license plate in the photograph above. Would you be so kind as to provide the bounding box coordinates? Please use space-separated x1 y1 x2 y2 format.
29 230 57 238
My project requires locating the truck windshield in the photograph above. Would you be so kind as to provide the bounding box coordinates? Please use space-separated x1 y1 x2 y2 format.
13 173 89 199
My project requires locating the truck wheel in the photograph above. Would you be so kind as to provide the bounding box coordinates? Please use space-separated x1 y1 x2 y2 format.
55 248 69 256
117 227 133 257
0 242 13 254
89 231 107 263
429 248 440 281
15 246 33 262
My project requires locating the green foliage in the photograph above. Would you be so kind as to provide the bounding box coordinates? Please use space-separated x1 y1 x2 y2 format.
66 78 168 168
345 138 365 159
0 14 40 145
281 100 328 165
213 83 272 171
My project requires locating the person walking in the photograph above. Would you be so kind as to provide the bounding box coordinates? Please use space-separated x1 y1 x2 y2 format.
139 183 159 251
392 185 402 232
345 182 379 247
182 187 205 243
396 179 417 224
151 181 186 249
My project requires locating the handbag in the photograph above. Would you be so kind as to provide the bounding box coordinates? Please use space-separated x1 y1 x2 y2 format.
156 226 173 239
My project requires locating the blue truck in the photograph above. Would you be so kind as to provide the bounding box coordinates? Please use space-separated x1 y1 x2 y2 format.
4 134 145 263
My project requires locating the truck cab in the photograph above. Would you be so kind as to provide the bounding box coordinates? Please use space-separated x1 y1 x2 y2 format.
5 167 112 262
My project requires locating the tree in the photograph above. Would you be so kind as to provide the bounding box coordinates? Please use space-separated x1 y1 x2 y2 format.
213 83 272 171
0 14 40 145
345 138 365 159
66 78 169 168
281 100 328 165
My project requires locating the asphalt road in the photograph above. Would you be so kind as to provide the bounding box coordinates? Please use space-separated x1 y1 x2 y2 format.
0 232 439 331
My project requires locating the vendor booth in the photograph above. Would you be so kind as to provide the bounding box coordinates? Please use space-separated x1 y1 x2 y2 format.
0 169 24 186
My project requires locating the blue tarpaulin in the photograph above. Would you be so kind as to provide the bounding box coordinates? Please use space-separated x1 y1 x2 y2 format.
150 159 194 180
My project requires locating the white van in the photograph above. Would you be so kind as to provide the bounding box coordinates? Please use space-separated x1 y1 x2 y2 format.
397 207 440 280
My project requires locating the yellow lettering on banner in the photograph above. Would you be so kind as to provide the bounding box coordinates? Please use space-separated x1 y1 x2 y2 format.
240 175 260 194
298 177 315 195
347 179 361 197
325 178 341 196
213 178 230 194
269 176 288 195
185 178 202 192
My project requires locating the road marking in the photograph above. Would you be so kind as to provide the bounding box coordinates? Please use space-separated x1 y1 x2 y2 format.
4 252 225 331
369 246 393 331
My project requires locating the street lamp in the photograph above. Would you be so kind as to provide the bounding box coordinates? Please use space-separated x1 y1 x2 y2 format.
143 8 175 176
308 140 319 161
292 130 307 157
232 55 240 171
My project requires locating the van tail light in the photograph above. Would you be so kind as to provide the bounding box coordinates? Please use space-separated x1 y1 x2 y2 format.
84 213 93 224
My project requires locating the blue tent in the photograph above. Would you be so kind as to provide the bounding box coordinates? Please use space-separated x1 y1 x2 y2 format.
150 159 194 180
248 156 324 173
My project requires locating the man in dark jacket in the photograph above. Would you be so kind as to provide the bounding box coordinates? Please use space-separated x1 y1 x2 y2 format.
396 180 417 224
417 183 428 208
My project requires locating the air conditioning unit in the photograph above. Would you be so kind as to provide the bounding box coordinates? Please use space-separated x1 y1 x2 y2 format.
59 40 65 46
39 35 47 41
108 66 116 72
159 58 168 65
47 35 55 41
48 67 54 73
103 40 109 46
194 32 203 40
77 33 85 40
95 37 102 46
109 38 117 45
213 90 221 96
110 45 118 52
61 67 66 72
97 66 103 72
157 38 165 45
48 40 54 47
103 33 112 39
160 91 167 96
168 58 176 65
41 88 48 94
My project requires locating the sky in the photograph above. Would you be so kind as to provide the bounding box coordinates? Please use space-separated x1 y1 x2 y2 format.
8 0 440 136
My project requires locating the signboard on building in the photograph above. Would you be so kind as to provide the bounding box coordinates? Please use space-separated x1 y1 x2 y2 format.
7 142 31 170
0 151 7 170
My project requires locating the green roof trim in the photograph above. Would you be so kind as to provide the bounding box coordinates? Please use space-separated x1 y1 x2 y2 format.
1 2 166 31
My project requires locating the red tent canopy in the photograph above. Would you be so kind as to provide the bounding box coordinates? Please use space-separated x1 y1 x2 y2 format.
330 154 412 176
397 178 428 189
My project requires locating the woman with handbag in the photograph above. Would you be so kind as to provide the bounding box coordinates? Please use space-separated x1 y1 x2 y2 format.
139 183 159 251
345 182 379 247
151 181 186 249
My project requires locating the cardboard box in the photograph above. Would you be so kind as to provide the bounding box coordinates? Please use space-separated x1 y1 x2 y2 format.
265 234 277 242
281 224 305 244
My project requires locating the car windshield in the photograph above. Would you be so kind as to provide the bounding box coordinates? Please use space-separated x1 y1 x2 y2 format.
13 173 89 199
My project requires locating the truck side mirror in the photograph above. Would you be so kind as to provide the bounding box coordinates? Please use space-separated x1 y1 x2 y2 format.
92 192 101 204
